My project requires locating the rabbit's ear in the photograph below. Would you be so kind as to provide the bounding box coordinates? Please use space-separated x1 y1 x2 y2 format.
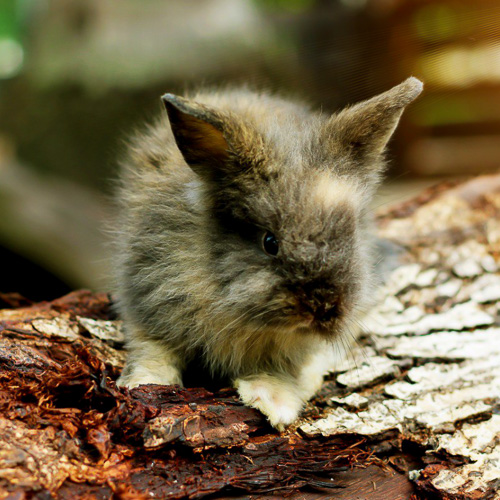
329 77 423 163
162 93 231 176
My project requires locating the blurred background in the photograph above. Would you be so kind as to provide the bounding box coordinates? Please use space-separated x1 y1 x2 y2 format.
0 0 498 300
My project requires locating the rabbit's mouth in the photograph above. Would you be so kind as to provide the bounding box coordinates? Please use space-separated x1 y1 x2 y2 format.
279 282 344 322
279 305 345 337
248 290 347 335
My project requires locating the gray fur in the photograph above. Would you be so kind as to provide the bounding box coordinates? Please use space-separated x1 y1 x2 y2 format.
114 78 423 427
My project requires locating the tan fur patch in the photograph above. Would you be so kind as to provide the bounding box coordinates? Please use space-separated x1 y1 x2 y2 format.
312 172 361 209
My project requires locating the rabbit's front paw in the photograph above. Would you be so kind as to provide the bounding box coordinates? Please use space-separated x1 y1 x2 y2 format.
117 336 183 389
117 364 183 389
235 375 304 431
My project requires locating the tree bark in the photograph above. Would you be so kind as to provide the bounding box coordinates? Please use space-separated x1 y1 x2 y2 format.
1 174 499 499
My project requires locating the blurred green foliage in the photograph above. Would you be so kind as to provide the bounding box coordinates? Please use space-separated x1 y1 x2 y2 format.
0 0 20 40
251 0 314 13
0 0 31 79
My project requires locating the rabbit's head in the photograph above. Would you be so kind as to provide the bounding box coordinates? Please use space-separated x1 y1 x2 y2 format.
162 78 422 339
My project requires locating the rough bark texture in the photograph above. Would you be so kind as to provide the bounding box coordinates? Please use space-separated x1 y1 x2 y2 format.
1 174 499 499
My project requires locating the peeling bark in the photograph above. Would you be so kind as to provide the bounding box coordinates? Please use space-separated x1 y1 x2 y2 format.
1 174 500 499
304 174 500 499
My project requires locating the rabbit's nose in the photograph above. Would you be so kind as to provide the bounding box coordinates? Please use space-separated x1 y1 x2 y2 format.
300 291 339 321
291 281 340 321
314 301 338 322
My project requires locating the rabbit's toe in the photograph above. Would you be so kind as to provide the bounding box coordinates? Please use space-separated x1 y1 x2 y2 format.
117 365 183 389
235 376 304 430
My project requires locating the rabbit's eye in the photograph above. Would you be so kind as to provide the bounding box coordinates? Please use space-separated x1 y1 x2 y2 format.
262 231 279 257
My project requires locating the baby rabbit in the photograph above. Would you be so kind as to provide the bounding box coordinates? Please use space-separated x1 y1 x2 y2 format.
115 78 423 429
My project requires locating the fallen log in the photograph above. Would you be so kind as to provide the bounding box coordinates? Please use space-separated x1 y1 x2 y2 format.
1 174 499 499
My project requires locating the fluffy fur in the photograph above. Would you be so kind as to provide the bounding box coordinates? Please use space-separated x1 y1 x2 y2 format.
114 78 423 429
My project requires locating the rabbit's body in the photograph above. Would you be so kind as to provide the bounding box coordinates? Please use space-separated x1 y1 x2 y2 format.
115 79 422 429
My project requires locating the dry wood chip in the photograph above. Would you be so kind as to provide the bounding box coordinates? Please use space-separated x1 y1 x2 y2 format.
387 328 500 360
32 317 80 340
452 258 484 278
367 302 494 337
330 393 369 410
77 317 125 344
336 356 411 389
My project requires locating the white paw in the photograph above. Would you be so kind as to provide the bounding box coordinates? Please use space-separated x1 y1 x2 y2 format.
116 365 183 389
235 375 304 431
